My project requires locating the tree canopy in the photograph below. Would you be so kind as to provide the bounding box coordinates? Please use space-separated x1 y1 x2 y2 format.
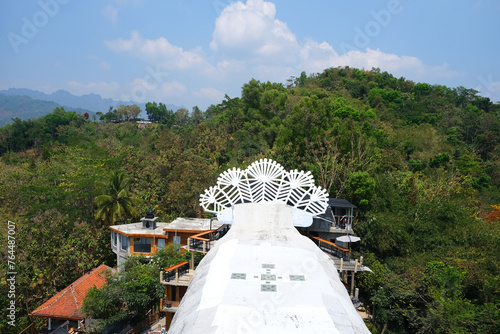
0 66 499 333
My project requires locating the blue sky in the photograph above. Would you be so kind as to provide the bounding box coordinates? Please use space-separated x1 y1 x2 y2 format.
1 0 499 111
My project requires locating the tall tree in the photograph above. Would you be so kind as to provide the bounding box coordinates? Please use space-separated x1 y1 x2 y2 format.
94 171 140 225
191 106 204 124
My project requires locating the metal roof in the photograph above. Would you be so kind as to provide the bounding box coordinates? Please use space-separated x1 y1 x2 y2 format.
328 198 357 208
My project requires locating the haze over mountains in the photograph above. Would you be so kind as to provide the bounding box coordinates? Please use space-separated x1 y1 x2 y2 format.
0 88 181 126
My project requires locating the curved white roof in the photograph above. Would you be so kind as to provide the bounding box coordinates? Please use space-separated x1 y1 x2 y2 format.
168 203 370 334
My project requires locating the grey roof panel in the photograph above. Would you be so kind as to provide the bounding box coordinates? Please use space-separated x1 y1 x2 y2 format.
328 198 356 208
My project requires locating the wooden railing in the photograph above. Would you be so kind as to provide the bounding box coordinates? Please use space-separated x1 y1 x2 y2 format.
308 235 350 260
162 261 189 283
187 224 230 253
19 323 34 334
188 231 211 253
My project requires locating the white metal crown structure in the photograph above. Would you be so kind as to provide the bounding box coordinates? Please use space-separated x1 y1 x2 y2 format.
199 159 329 226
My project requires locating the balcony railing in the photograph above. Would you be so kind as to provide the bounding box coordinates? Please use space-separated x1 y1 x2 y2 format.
187 224 230 253
308 235 350 260
161 261 190 284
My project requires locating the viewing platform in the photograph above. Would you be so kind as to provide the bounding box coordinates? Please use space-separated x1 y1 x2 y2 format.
306 234 372 272
160 261 192 287
186 224 230 254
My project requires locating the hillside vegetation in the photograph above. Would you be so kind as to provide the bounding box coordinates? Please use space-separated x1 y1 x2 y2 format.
0 67 498 333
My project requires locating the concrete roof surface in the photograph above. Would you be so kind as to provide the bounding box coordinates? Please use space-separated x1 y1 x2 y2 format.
165 217 222 231
110 218 221 235
168 203 370 334
110 222 171 235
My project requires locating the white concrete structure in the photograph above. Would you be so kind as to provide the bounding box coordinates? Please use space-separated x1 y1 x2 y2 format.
169 203 370 334
169 160 370 333
110 216 221 268
200 158 329 226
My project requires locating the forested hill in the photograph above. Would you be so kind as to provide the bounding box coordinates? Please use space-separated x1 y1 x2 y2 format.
0 88 182 122
0 94 94 127
0 67 499 334
0 88 118 113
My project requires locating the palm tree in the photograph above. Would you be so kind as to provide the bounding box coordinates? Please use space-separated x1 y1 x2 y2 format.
94 171 141 225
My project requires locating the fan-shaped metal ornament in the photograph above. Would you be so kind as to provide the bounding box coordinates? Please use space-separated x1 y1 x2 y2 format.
199 159 329 226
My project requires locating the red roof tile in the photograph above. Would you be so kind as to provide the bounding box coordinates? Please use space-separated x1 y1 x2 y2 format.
30 264 114 320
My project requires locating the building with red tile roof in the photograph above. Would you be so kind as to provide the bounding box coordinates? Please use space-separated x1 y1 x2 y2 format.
30 264 113 323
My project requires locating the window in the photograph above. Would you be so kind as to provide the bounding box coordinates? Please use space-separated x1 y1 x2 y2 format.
173 236 181 253
133 238 151 253
158 239 165 250
112 232 117 246
120 234 128 251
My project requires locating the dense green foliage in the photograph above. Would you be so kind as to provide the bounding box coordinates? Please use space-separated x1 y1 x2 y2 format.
0 67 499 333
82 244 197 329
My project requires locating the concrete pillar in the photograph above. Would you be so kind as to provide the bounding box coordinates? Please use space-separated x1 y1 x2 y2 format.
342 270 348 283
350 271 355 297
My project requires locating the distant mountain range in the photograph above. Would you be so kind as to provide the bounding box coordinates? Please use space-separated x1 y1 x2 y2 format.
0 95 69 127
0 88 182 126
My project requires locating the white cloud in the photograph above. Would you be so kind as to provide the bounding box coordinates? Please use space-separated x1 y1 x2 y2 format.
121 78 186 103
337 48 458 81
98 0 462 109
102 5 118 25
160 81 186 97
127 77 157 93
298 39 340 74
206 0 458 91
193 87 226 101
86 55 110 71
210 0 298 61
106 31 209 71
296 40 458 82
